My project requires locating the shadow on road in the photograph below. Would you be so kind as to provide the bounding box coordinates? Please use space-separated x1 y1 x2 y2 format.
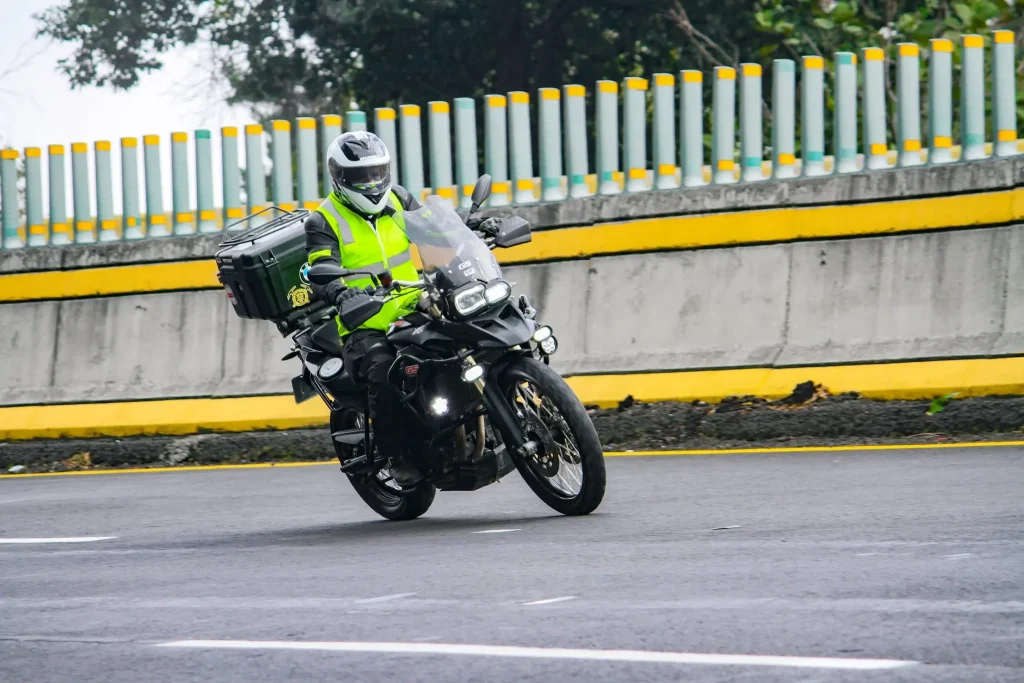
134 513 603 552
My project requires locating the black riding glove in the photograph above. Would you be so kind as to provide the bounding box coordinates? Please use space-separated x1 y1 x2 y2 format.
333 286 369 309
465 213 490 230
476 217 501 236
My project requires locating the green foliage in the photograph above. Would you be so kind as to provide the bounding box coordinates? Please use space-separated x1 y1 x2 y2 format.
34 0 1024 158
927 392 960 415
36 0 759 121
754 0 1024 145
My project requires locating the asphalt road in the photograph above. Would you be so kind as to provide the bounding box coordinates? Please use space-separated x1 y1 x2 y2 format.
1 446 1022 682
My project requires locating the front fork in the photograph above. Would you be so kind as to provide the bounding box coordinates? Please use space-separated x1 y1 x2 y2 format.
481 377 527 454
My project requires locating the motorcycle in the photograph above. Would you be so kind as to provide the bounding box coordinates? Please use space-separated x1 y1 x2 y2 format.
286 175 606 521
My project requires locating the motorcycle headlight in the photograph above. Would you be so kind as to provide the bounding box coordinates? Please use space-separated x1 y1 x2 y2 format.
484 280 511 304
452 284 487 315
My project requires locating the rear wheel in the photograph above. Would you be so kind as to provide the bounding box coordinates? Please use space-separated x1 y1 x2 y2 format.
500 358 606 516
330 407 435 521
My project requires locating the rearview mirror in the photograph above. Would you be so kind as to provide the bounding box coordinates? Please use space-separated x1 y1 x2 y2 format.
493 217 532 248
306 262 349 285
470 174 493 213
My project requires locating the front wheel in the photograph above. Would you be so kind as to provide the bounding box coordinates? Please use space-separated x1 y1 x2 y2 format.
499 358 606 516
330 407 436 521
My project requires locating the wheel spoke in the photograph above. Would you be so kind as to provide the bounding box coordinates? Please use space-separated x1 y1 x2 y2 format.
512 379 585 497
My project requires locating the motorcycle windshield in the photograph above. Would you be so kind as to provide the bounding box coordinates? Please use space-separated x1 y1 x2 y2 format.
401 195 503 290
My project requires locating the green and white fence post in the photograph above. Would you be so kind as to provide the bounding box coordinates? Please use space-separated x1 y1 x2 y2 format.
320 115 342 195
24 147 45 246
428 101 455 203
143 135 168 236
454 98 478 208
538 88 565 201
195 129 217 232
49 145 72 244
772 59 797 178
712 67 737 184
596 80 620 194
170 132 194 235
623 77 649 192
244 124 267 218
960 35 987 161
680 71 705 186
71 142 95 243
801 56 827 176
562 85 590 198
508 91 535 204
896 43 923 167
833 52 859 174
270 120 295 212
993 30 1017 157
0 150 21 248
652 74 678 190
861 48 889 170
374 108 399 186
928 39 954 165
485 95 510 207
221 127 244 229
296 118 319 210
399 105 425 199
121 138 143 239
739 64 763 181
347 111 368 132
95 140 118 242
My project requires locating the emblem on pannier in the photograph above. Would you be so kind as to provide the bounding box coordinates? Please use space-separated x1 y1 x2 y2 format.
287 284 313 308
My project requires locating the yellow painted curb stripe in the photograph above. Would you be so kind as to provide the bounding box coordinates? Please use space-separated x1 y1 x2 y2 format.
3 189 1023 302
5 441 1023 479
566 356 1024 408
1 462 335 479
1 357 1022 440
604 442 1024 457
499 188 1024 265
1 394 330 441
0 260 219 302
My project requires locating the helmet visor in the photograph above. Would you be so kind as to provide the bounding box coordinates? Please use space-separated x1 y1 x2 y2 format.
331 159 391 196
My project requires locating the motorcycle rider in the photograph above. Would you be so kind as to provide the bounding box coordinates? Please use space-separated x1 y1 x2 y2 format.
304 131 424 487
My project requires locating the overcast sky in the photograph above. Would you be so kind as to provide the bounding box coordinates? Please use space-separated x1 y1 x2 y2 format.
1 0 253 215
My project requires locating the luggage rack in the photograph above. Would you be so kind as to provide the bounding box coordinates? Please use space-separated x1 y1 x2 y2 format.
219 205 311 248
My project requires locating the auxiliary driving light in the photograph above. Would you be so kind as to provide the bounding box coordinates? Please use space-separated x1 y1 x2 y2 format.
430 396 450 416
462 364 485 383
532 326 553 343
540 336 558 355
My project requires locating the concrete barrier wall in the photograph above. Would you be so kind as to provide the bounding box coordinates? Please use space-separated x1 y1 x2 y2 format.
1 157 1020 274
2 224 1021 406
2 158 1023 409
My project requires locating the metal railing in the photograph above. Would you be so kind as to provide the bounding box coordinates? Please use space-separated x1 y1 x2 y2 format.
0 32 1018 249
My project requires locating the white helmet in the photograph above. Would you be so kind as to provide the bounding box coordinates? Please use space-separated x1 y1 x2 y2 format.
326 131 392 216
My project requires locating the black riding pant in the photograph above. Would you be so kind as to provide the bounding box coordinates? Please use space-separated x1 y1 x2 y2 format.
341 330 409 461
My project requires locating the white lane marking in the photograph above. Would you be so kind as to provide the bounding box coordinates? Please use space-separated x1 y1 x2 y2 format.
945 553 974 560
155 640 918 670
472 529 521 534
0 537 117 544
523 596 577 606
353 593 416 604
